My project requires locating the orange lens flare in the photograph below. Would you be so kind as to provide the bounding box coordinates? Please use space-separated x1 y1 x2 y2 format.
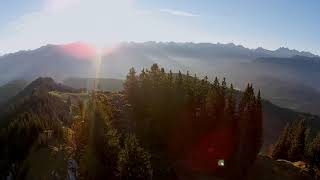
60 42 97 59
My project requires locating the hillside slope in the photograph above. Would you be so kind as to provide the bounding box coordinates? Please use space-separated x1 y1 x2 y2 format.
0 80 28 104
63 77 124 92
64 77 320 149
0 43 96 84
0 77 75 127
0 77 319 179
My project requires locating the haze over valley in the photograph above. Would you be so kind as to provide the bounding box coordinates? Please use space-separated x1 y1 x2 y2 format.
1 42 319 116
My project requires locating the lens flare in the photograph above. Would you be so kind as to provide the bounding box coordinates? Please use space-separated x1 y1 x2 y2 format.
218 159 225 167
60 42 97 60
94 48 102 90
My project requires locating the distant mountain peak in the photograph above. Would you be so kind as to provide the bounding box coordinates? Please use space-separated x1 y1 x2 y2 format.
273 47 318 58
254 47 271 53
276 47 290 51
225 42 236 47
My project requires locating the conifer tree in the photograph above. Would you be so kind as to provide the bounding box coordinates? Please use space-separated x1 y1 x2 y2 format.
271 123 291 160
225 84 236 124
308 133 320 168
123 64 263 179
118 134 152 180
254 90 263 154
213 77 220 91
168 70 173 87
288 120 307 161
76 100 121 179
124 67 138 105
221 77 227 98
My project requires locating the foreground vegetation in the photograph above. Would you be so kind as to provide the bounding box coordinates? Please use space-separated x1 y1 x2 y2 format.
0 64 267 179
271 119 320 178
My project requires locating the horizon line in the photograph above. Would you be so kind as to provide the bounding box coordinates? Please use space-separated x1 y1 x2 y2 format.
0 41 319 57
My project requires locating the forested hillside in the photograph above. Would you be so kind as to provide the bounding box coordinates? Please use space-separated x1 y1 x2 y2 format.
0 78 73 178
0 64 264 179
62 76 320 149
0 64 319 179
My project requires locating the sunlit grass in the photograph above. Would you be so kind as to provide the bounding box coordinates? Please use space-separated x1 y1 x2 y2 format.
49 91 89 101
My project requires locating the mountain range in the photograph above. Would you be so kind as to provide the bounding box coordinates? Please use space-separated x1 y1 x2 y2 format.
0 42 319 116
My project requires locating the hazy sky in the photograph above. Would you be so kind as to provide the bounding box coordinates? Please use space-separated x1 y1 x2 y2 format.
0 0 319 54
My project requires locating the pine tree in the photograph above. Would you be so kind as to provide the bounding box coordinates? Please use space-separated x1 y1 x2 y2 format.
176 70 183 89
225 84 236 124
175 70 185 106
221 77 227 97
118 134 152 180
288 120 307 161
308 133 320 168
233 84 263 177
150 64 160 88
124 67 138 105
123 65 263 179
76 100 121 179
213 77 220 90
168 70 173 87
272 126 290 160
253 90 263 155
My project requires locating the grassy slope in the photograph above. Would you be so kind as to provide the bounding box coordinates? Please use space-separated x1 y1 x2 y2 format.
63 78 124 92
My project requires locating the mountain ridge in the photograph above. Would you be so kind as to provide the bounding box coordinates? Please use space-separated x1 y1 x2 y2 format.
0 42 319 116
1 42 318 59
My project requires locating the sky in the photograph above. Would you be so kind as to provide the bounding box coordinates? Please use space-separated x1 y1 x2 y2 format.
0 0 319 55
